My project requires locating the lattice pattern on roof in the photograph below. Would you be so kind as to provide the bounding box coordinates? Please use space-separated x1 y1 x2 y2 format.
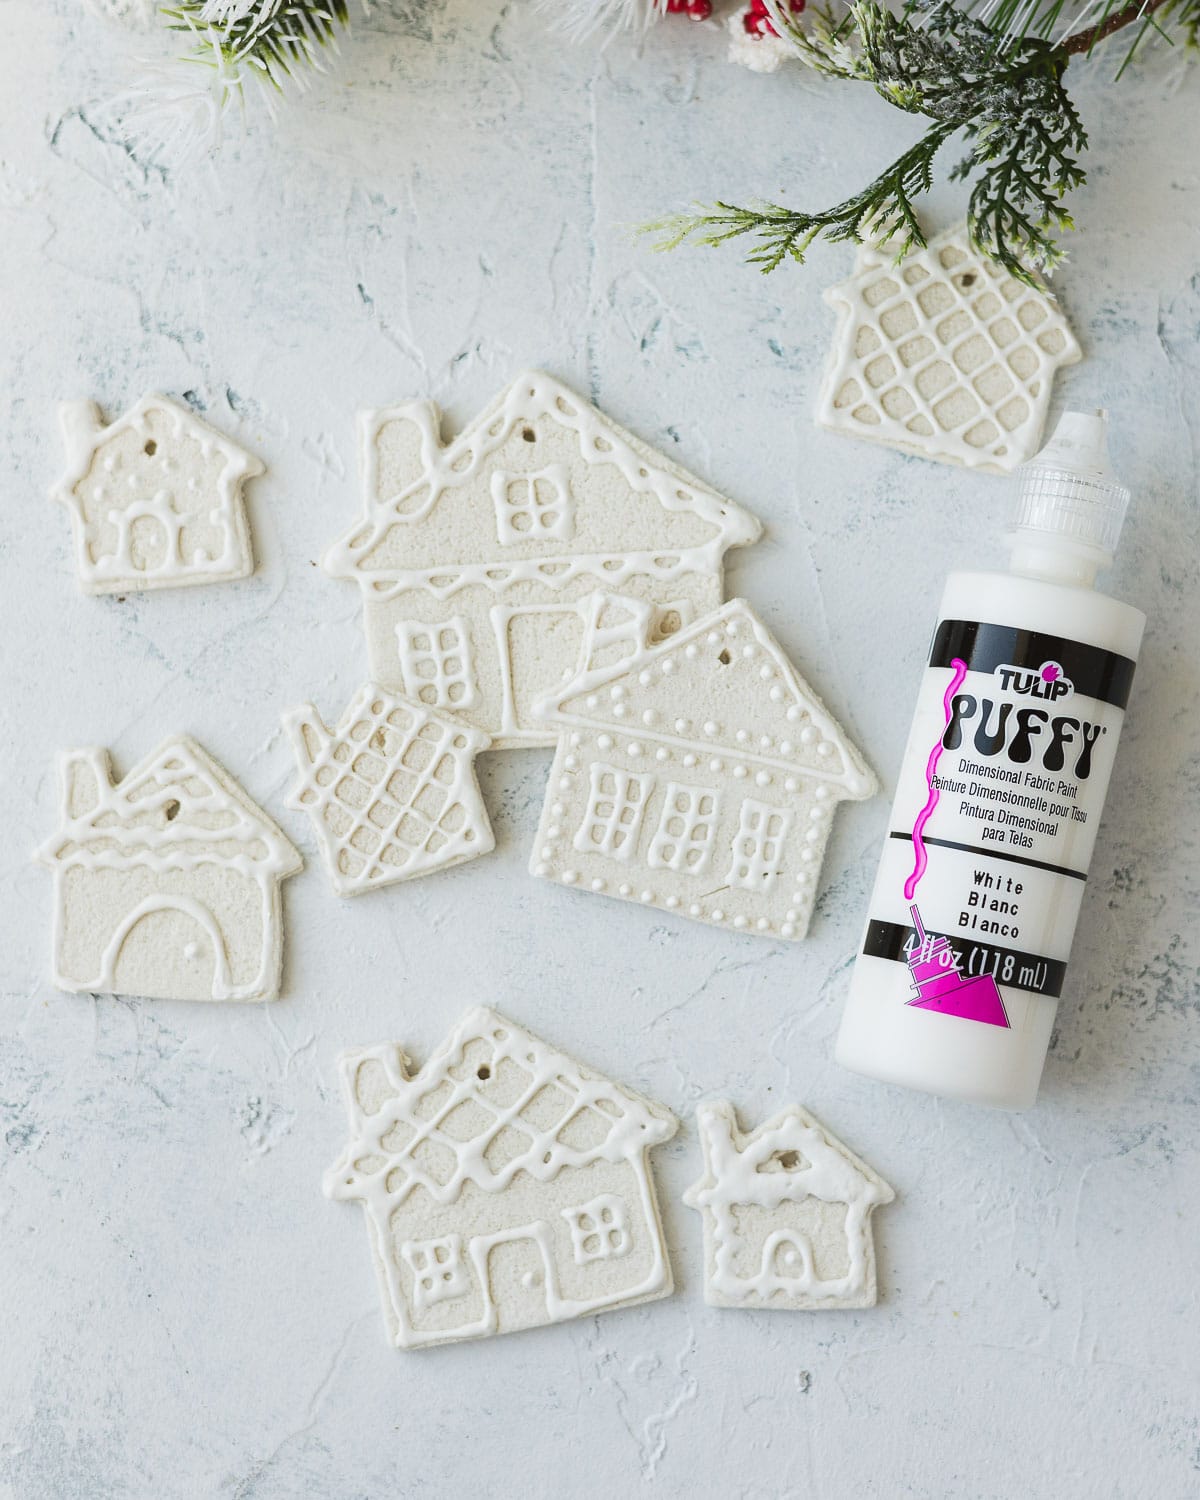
325 1007 677 1209
818 228 1081 473
284 685 494 897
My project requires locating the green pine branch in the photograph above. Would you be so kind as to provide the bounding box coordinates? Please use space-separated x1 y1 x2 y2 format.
160 2 359 101
645 0 1195 282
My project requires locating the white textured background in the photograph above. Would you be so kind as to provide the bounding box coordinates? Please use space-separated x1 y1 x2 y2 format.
2 4 1199 1496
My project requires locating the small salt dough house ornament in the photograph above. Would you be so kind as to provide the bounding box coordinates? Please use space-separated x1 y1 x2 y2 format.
685 1101 894 1310
324 1006 678 1349
321 370 762 748
52 394 262 593
817 226 1081 472
282 683 494 897
37 736 301 1002
530 594 876 939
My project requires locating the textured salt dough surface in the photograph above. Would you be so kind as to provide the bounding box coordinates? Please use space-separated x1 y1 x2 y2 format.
37 735 302 1001
324 1006 677 1348
685 1099 893 1310
3 4 1199 1495
818 227 1082 472
321 369 761 748
283 683 494 896
53 394 262 592
530 595 876 939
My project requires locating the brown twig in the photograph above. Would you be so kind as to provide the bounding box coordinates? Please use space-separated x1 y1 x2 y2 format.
1061 0 1174 55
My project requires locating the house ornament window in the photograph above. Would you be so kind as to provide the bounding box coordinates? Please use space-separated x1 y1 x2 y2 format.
573 764 653 862
490 465 573 545
562 1195 631 1265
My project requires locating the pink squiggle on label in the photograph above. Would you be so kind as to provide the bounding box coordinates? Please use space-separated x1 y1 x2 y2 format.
903 656 968 901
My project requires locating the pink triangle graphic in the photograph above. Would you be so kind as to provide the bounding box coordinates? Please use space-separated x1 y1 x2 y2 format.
905 906 1010 1029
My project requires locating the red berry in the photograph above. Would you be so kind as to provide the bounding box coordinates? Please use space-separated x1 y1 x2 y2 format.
742 0 805 36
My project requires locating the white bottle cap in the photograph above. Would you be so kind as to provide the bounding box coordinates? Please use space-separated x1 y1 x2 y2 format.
1009 410 1131 566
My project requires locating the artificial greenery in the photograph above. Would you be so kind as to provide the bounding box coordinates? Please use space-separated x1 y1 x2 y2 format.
160 1 360 104
647 0 1198 282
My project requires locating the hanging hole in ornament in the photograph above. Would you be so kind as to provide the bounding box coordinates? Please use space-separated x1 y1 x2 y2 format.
718 649 731 665
521 426 536 443
778 1150 800 1169
144 439 157 456
959 273 978 289
164 799 181 821
477 1064 491 1080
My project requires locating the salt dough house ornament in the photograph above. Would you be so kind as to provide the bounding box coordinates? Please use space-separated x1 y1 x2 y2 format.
324 1006 678 1349
684 1100 894 1310
37 736 301 1002
321 370 762 749
530 595 876 940
817 226 1081 472
53 394 263 593
282 683 494 897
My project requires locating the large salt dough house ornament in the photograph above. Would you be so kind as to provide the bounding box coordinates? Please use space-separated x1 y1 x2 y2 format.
53 394 263 593
530 595 876 939
817 226 1081 472
37 736 301 1002
283 683 494 897
324 1006 678 1349
684 1100 894 1310
321 370 762 749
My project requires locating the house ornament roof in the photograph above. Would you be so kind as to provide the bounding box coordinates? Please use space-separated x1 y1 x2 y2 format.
322 370 761 599
37 736 301 877
538 597 876 796
325 1006 678 1212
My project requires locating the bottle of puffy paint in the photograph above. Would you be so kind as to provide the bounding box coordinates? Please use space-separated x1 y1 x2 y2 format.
836 411 1145 1109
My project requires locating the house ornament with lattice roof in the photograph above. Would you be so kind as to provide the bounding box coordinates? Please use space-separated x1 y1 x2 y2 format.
53 394 262 593
322 370 762 749
324 1006 678 1348
283 683 494 896
817 227 1081 472
37 736 301 1002
529 594 876 940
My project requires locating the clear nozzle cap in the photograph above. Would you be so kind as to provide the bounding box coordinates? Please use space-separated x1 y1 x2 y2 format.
1009 409 1131 566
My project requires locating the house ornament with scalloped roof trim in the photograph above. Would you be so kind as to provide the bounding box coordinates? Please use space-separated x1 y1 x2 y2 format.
817 226 1081 473
529 594 876 940
321 370 762 749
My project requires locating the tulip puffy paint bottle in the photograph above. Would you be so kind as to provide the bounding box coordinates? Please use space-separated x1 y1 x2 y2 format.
837 411 1145 1109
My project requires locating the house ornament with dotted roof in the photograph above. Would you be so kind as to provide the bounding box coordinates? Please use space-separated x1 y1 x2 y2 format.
529 594 876 940
816 226 1081 473
324 1006 678 1348
283 684 494 897
53 394 262 593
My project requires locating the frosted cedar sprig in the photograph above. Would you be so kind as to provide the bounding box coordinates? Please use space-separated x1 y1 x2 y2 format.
645 0 1197 282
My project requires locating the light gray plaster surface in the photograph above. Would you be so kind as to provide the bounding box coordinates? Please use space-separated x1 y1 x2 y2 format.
2 4 1198 1496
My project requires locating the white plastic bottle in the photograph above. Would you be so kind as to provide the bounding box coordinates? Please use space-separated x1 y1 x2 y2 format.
836 411 1145 1109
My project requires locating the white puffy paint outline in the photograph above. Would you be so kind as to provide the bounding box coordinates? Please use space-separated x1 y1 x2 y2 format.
52 394 263 593
36 735 302 1002
817 225 1082 473
323 1005 678 1349
684 1100 895 1309
530 595 877 940
282 682 494 897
